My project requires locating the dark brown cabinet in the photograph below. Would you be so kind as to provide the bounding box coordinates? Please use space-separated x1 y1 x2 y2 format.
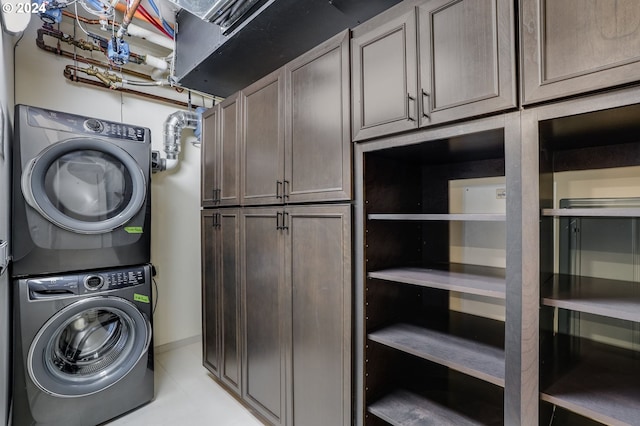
285 30 351 203
218 94 241 206
241 70 285 206
201 106 219 207
418 0 516 126
201 209 242 395
201 210 220 375
525 90 640 425
352 0 516 141
241 31 351 206
351 9 418 141
521 0 640 104
241 205 352 426
201 96 241 207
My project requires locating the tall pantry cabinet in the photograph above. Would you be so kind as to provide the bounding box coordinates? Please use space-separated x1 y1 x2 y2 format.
201 30 352 426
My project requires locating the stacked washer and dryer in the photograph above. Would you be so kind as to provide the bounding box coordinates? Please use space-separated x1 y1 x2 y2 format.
11 105 155 425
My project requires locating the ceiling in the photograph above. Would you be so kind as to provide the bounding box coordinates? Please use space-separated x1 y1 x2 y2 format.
173 0 402 97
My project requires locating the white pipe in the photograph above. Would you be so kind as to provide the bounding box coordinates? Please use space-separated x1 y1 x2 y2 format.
164 158 178 171
144 53 168 71
126 23 174 51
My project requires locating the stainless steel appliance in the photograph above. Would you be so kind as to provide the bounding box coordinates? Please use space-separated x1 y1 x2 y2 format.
12 105 151 277
12 264 154 425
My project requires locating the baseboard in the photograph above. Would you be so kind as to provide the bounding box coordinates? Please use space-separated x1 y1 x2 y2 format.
154 334 201 354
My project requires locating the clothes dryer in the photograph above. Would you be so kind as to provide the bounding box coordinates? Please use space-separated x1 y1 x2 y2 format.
12 105 151 277
12 264 154 425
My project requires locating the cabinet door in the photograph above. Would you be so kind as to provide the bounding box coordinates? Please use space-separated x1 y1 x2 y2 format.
201 106 219 207
352 9 418 141
241 70 285 206
218 94 241 206
285 30 351 203
285 205 351 426
418 0 516 126
201 210 220 376
521 0 640 104
219 209 241 395
241 208 286 426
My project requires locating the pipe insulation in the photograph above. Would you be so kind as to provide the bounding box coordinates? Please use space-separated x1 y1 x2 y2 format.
127 23 174 50
162 110 199 170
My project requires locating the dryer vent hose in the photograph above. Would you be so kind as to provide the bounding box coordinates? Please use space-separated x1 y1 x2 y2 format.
162 110 199 170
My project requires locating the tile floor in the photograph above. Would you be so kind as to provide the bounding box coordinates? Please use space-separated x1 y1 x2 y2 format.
106 339 263 426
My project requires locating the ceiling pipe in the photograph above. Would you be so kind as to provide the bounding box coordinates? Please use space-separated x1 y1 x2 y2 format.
116 0 143 39
161 110 199 171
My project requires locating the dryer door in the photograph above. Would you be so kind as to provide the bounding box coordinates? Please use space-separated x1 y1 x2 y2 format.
22 138 146 234
27 296 151 398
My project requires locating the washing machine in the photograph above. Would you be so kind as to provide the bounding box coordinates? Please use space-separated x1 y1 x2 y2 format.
12 104 151 277
12 263 154 425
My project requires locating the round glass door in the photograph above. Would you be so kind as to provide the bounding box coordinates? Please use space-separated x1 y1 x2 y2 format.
28 297 151 397
22 138 146 234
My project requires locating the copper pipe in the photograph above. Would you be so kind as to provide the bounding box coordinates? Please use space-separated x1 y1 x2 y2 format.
116 0 142 39
114 3 164 28
63 66 188 108
37 26 145 64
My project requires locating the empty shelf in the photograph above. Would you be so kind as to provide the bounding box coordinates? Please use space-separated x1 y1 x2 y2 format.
368 213 506 221
368 319 505 387
368 265 506 299
368 389 487 426
542 340 640 426
542 274 640 322
542 208 640 217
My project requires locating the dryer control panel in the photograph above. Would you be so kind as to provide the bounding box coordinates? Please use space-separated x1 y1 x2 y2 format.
26 265 149 300
26 105 148 142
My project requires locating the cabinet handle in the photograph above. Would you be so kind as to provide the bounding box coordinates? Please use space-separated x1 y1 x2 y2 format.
276 212 283 230
283 180 290 200
276 181 283 199
421 89 430 119
282 212 289 231
407 93 415 122
214 188 221 203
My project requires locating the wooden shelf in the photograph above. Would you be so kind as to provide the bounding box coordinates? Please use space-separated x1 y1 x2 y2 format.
542 274 640 322
368 389 490 426
542 208 640 217
368 213 506 222
368 264 506 300
542 339 640 426
368 316 505 387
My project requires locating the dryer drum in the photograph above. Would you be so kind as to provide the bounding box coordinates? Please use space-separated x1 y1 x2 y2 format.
21 138 146 234
27 296 152 398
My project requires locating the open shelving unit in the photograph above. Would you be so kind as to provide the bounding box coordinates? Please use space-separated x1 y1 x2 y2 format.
355 113 522 425
533 94 640 426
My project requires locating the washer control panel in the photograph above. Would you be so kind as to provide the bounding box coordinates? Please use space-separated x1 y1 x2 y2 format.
27 265 149 300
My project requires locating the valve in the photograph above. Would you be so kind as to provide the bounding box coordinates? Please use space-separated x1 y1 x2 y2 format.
37 0 66 24
107 37 130 65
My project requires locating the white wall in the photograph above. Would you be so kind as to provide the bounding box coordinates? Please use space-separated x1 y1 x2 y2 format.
14 17 205 347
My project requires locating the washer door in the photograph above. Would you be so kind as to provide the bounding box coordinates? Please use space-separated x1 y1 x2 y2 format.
27 296 151 398
21 138 146 234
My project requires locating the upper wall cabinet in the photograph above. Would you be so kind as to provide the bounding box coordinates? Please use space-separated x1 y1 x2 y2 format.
285 30 351 203
352 0 516 141
201 97 241 207
241 69 285 206
352 9 418 141
219 94 241 206
241 31 352 206
418 0 516 127
521 0 640 104
201 105 219 207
